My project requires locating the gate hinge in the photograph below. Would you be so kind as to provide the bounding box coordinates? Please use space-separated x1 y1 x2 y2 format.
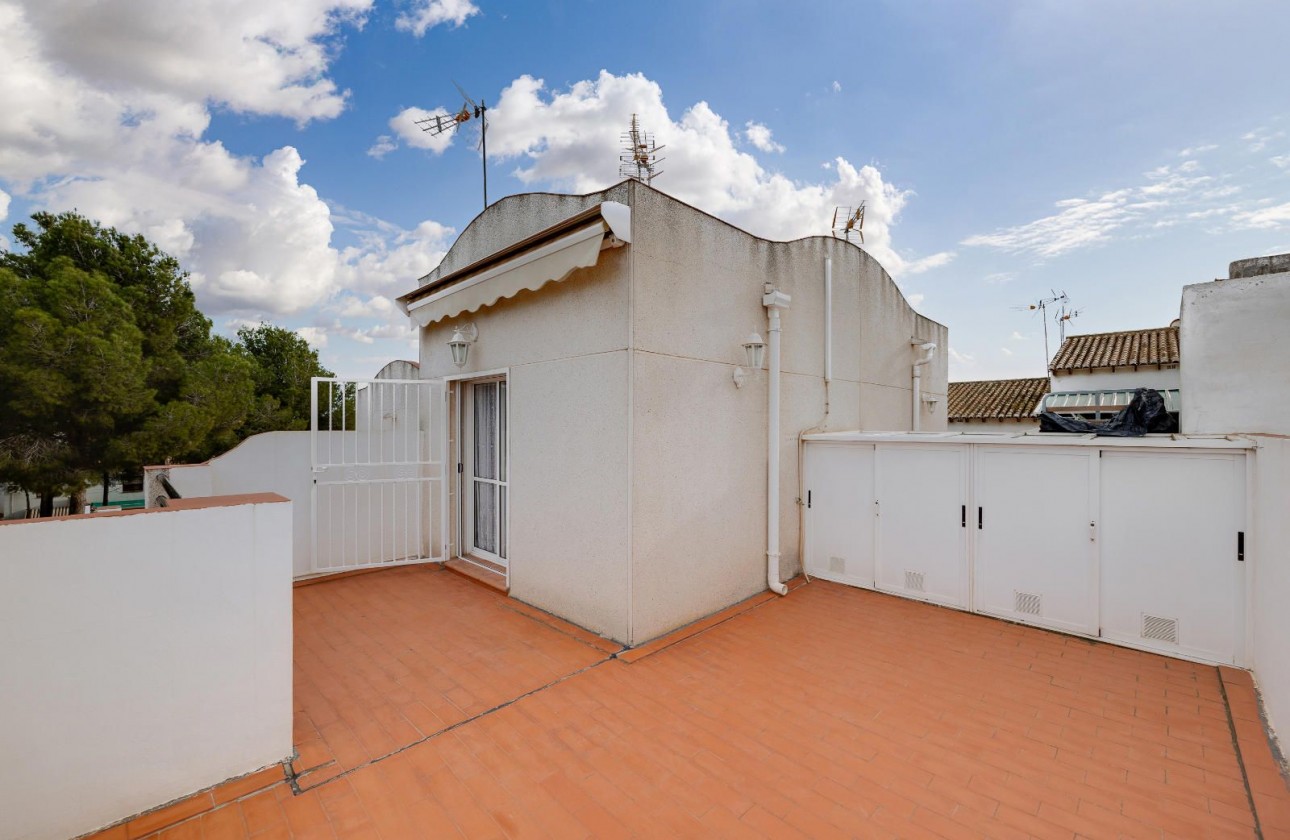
457 462 464 474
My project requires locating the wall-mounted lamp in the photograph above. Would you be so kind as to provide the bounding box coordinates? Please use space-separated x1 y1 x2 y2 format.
733 332 766 388
448 323 478 368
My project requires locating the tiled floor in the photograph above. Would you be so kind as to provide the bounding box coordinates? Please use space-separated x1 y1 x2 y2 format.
93 566 1290 839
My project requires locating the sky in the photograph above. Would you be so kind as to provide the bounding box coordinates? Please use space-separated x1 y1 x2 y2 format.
1 0 1288 381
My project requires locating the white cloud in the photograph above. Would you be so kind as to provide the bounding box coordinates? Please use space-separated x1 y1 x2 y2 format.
1233 202 1290 230
962 161 1228 259
479 71 951 276
1244 128 1285 153
1272 154 1290 170
1178 144 1217 158
1010 331 1027 341
367 135 398 159
906 293 925 307
0 187 9 221
902 251 955 274
395 0 479 36
984 272 1016 285
296 326 330 349
831 81 842 93
0 0 455 319
744 121 785 154
384 106 460 155
949 348 976 365
6 0 369 133
1000 347 1013 356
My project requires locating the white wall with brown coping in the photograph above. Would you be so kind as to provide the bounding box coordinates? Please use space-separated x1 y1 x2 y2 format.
0 494 293 840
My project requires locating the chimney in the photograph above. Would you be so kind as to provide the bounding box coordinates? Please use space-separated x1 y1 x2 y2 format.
1228 253 1290 279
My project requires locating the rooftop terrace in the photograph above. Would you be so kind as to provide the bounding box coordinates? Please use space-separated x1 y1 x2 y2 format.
89 565 1290 839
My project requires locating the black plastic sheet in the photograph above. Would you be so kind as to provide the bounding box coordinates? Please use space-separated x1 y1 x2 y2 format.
1038 388 1178 436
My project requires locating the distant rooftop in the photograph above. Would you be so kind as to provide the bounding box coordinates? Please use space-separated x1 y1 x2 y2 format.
1050 325 1179 373
948 377 1048 421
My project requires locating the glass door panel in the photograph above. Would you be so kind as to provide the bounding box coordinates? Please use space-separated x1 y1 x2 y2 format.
467 379 508 564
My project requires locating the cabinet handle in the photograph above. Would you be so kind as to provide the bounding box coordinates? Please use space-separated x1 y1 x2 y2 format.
978 507 983 530
961 505 966 528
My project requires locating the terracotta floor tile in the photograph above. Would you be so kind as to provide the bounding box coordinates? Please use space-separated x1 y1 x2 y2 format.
87 569 1290 840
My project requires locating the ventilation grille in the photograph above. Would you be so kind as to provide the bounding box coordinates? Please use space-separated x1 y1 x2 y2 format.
1142 614 1179 644
1014 591 1042 616
905 570 925 592
828 556 846 574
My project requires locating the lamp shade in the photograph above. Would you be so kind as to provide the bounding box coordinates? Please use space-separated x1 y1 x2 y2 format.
448 328 471 367
742 333 766 370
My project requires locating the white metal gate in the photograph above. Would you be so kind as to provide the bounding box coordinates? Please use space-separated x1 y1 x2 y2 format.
309 376 447 575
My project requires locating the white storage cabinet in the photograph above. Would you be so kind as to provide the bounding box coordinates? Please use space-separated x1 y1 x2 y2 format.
802 433 1252 666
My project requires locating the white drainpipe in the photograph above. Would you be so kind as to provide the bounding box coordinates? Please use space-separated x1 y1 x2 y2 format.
911 341 937 432
824 256 833 413
764 285 792 596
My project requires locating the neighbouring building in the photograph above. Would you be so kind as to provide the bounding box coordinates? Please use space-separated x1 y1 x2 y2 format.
1041 325 1181 422
947 377 1047 433
397 179 948 644
1182 255 1290 435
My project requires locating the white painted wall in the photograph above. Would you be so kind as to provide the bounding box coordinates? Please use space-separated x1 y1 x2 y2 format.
626 186 947 641
419 204 634 642
0 496 293 840
1250 435 1290 754
414 182 947 644
1181 271 1290 435
149 429 442 578
1052 367 1180 392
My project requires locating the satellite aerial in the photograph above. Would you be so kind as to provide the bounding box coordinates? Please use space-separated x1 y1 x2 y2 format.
1018 290 1082 370
415 81 490 208
832 203 866 243
619 115 664 184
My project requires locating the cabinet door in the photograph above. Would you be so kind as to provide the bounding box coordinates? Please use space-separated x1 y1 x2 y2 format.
874 445 969 608
1099 452 1246 665
973 448 1098 635
803 443 876 588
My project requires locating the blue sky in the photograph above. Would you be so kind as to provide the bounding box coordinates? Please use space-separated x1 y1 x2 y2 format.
2 0 1288 379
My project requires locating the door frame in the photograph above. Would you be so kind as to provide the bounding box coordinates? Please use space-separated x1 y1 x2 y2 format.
447 369 510 571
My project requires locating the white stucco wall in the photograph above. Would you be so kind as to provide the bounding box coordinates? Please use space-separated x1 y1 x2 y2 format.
1181 272 1290 435
149 431 400 578
1250 435 1290 754
0 496 293 840
627 186 947 642
412 182 947 644
1051 367 1181 392
418 192 635 641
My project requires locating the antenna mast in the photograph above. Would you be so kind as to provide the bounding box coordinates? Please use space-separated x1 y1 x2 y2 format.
1021 290 1081 371
619 114 664 184
831 203 866 243
415 81 490 210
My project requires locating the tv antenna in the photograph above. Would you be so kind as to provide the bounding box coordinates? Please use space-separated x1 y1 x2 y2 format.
832 203 865 243
1019 290 1081 370
416 81 490 209
619 114 664 184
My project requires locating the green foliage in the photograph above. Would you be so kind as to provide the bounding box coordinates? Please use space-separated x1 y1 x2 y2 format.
236 323 334 434
0 211 337 503
3 211 212 403
0 261 152 497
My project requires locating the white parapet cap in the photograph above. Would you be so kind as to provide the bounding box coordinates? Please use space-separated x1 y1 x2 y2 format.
397 201 632 328
802 430 1256 450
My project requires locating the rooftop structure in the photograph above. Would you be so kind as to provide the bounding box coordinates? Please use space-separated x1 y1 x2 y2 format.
1049 325 1180 373
948 377 1048 422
